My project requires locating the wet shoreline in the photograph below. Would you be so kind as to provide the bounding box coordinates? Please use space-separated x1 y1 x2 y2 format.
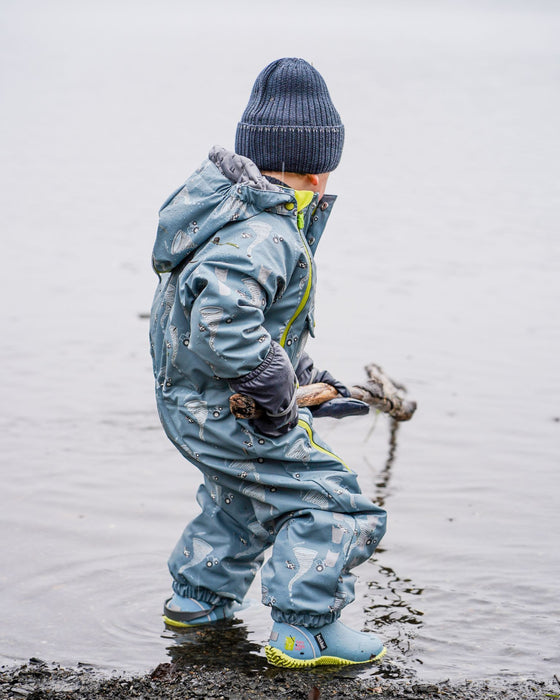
1 659 557 700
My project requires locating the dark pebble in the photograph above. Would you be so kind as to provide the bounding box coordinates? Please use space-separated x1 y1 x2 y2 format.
0 661 556 700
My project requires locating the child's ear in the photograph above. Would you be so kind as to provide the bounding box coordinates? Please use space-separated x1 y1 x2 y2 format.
306 174 319 187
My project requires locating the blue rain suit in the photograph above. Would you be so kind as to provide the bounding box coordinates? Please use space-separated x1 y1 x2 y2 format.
150 146 387 627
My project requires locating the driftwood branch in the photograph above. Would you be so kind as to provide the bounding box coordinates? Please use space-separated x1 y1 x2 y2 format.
229 363 417 422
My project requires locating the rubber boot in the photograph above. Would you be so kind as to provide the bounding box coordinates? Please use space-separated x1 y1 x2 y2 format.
265 620 386 668
163 593 239 628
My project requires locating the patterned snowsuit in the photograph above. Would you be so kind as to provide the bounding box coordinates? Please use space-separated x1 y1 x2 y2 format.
150 146 387 627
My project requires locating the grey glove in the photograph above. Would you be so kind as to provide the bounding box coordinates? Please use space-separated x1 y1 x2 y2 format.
230 341 299 437
295 352 369 419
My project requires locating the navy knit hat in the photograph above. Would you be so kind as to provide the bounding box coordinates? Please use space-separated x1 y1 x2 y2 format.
235 58 344 174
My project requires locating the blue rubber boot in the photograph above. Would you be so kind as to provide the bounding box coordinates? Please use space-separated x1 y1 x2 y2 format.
265 620 386 668
163 593 239 628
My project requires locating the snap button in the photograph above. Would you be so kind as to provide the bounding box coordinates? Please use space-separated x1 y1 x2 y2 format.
320 201 329 211
284 202 295 211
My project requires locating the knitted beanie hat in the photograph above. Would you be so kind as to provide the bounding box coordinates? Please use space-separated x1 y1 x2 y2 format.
235 58 344 175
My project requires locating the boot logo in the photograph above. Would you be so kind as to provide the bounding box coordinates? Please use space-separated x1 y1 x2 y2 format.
285 637 305 652
314 633 327 651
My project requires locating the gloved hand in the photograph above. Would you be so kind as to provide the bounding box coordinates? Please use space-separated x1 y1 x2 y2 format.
230 341 299 437
295 352 370 419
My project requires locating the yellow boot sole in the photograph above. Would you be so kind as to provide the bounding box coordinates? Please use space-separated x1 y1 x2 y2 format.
163 614 201 629
264 644 386 669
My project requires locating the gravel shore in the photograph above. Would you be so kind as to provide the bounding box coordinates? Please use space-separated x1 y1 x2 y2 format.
1 658 557 700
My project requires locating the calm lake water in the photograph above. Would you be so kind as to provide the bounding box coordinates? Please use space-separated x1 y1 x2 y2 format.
1 0 559 683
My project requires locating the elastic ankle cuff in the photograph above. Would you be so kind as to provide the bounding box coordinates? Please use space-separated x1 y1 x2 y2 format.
171 582 230 606
270 606 340 628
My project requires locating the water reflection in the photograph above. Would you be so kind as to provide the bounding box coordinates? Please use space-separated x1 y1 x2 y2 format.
362 416 425 676
163 619 267 672
363 558 425 678
373 418 400 509
365 561 424 631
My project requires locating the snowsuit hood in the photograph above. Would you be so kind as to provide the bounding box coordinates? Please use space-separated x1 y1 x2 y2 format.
152 146 296 274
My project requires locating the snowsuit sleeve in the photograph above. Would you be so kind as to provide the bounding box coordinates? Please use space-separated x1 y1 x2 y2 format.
179 227 293 380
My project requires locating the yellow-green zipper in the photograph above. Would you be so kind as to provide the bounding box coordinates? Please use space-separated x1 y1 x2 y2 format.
280 190 315 348
298 418 351 471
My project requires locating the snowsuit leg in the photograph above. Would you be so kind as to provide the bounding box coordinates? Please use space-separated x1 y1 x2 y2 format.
167 418 387 627
168 480 272 605
259 433 387 628
262 503 386 628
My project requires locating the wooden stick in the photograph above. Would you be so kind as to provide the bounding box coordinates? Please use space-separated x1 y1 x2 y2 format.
229 364 417 422
229 382 338 420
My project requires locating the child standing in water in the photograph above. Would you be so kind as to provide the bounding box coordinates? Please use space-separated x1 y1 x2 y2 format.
149 57 387 667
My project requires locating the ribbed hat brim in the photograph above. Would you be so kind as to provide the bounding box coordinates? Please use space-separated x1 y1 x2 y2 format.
236 122 344 174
